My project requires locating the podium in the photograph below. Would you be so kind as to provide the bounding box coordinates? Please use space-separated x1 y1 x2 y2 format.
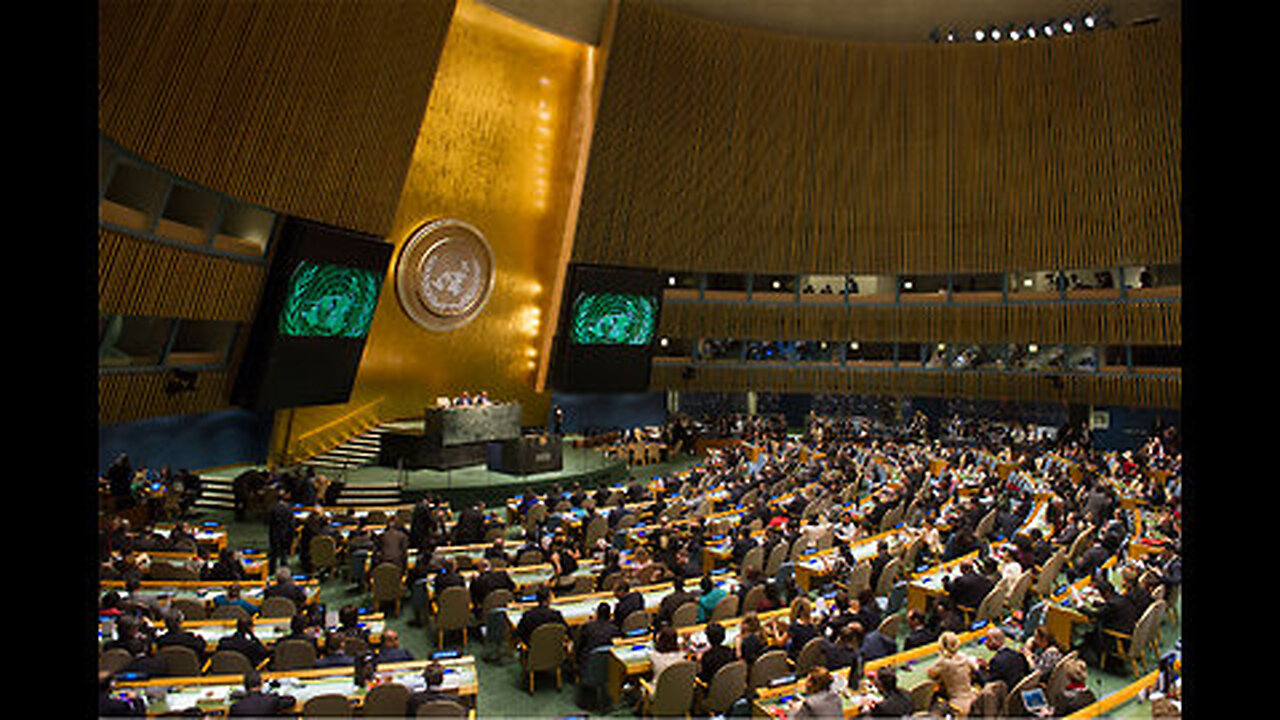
379 403 522 470
486 434 563 475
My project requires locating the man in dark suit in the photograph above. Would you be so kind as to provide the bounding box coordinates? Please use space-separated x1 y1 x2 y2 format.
611 581 645 630
219 617 270 668
696 622 736 685
433 558 467 598
902 609 939 651
866 667 912 717
943 562 994 612
978 627 1030 691
452 502 488 545
1071 539 1112 582
515 587 568 645
576 603 620 673
376 519 411 571
469 558 515 614
375 629 414 663
228 670 296 716
313 633 356 668
1087 576 1139 669
264 567 308 607
154 610 207 663
867 540 893 592
656 576 697 626
267 497 296 574
405 662 455 716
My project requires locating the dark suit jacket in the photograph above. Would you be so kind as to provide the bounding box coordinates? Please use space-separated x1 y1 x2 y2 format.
228 690 296 716
697 644 737 685
376 647 414 663
1097 594 1139 635
738 632 768 666
613 591 645 627
868 690 912 717
453 508 487 545
516 605 567 645
787 622 821 660
218 632 269 668
985 647 1031 690
945 572 994 610
903 626 939 651
657 590 697 623
470 570 516 609
406 689 458 717
156 629 207 661
265 581 307 606
313 652 355 668
433 571 466 597
576 619 620 668
859 630 897 662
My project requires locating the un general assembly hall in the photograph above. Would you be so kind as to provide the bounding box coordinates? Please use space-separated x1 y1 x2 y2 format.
93 1 1193 717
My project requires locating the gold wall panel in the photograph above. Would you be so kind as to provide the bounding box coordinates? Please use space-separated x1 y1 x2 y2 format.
272 0 599 463
574 1 1180 275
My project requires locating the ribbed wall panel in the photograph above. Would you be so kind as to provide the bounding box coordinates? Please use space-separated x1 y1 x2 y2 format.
652 363 1180 408
98 228 265 321
574 1 1180 275
98 0 456 237
658 300 1180 346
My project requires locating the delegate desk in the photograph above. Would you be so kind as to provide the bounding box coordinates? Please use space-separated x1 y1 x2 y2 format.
380 404 521 470
501 574 743 649
99 578 322 614
135 549 269 581
423 560 603 605
793 527 914 593
113 656 477 716
99 612 387 654
1042 556 1122 652
904 550 983 614
151 522 228 554
751 625 1008 718
604 608 789 704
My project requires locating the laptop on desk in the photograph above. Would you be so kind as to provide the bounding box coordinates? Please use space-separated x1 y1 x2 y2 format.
1021 687 1050 716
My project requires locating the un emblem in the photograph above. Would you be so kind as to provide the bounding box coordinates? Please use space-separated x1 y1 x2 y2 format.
395 219 495 331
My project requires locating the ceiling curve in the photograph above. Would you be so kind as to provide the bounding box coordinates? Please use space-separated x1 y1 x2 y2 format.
479 0 1180 46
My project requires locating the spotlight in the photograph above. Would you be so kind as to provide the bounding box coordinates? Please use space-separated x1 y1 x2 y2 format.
1043 22 1054 37
946 29 956 42
1009 27 1021 41
974 28 985 41
659 337 670 347
668 276 676 286
1026 24 1037 39
1084 14 1096 29
1063 19 1074 33
990 26 1001 41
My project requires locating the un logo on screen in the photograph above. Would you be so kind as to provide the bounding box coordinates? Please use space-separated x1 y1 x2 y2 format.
395 219 495 332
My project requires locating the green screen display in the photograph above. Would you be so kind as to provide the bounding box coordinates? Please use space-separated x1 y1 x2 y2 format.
278 260 382 338
570 292 658 345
